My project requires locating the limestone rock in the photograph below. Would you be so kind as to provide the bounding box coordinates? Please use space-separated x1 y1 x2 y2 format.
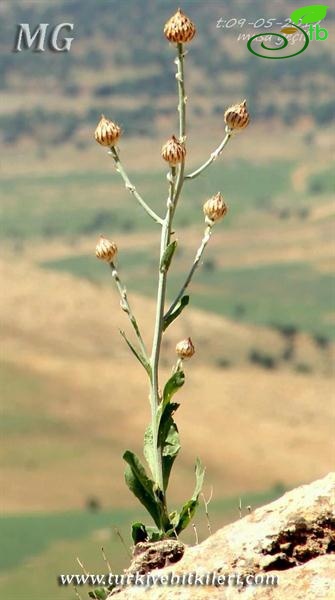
109 473 335 599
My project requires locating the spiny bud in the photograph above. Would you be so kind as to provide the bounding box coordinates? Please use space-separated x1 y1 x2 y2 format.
95 235 118 263
224 100 250 131
176 337 195 360
203 192 228 223
164 8 196 44
94 115 121 147
161 135 186 166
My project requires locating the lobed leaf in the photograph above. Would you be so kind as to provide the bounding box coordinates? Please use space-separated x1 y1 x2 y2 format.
158 403 181 491
123 450 162 528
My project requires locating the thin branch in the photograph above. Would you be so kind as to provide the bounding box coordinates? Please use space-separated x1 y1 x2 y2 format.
110 262 149 363
74 587 83 600
76 556 89 576
164 224 213 321
184 128 232 181
108 146 163 225
188 507 199 545
114 527 131 559
201 487 213 536
172 43 187 215
101 546 112 573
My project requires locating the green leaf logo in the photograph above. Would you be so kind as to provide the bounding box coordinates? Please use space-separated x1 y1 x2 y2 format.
290 5 328 25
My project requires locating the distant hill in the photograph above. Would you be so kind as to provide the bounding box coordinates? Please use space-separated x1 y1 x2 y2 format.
0 0 334 145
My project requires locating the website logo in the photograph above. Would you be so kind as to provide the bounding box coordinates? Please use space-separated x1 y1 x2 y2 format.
247 4 328 59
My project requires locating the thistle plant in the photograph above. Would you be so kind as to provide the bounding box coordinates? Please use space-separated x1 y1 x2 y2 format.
94 8 249 545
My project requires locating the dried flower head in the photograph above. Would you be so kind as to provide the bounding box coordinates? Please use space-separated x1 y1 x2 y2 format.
164 8 196 44
203 192 228 223
176 337 195 360
95 235 118 263
94 115 121 147
224 100 250 131
161 135 186 166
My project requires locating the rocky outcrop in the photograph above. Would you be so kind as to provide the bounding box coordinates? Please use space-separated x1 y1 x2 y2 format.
109 473 335 599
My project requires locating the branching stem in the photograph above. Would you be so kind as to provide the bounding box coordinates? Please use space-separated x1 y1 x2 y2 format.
109 146 164 225
184 128 232 181
149 42 187 496
110 262 149 361
165 224 213 321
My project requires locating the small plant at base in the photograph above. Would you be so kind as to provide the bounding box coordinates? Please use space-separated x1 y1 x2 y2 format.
93 7 250 546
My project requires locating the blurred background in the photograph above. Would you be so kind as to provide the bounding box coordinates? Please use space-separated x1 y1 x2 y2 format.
0 0 334 598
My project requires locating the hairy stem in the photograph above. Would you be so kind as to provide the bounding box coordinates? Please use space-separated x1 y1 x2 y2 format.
184 127 232 181
110 262 149 361
165 224 213 321
109 147 163 225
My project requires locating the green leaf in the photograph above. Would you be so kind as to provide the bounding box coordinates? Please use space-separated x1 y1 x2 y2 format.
169 510 180 527
160 240 177 273
158 403 181 491
119 330 150 374
174 499 197 534
162 370 185 407
174 458 205 534
290 5 328 25
193 457 206 501
150 371 184 493
131 521 148 544
88 589 109 600
163 295 189 331
145 526 163 542
123 450 162 528
145 404 180 492
143 424 155 479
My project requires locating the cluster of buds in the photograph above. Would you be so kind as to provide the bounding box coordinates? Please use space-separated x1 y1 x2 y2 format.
95 235 118 263
93 8 249 380
203 192 228 224
224 100 250 131
94 115 121 147
164 8 196 44
176 337 195 360
161 135 186 166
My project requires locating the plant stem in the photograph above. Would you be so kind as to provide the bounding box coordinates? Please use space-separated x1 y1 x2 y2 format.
149 42 188 496
149 167 176 491
173 43 187 214
184 128 232 181
109 147 164 225
165 224 213 321
110 262 149 361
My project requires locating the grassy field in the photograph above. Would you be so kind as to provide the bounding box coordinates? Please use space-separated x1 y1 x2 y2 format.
2 148 333 339
0 159 293 238
42 253 335 340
